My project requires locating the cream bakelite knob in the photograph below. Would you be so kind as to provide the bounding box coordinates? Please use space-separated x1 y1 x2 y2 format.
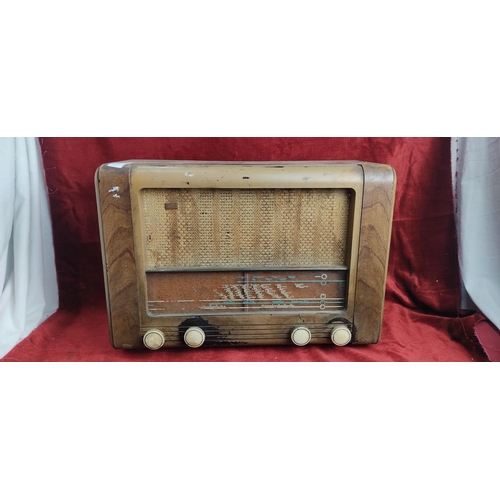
184 327 206 348
291 327 312 346
143 329 165 350
331 326 352 346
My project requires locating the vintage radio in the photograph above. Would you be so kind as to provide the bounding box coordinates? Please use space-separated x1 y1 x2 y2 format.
95 161 396 351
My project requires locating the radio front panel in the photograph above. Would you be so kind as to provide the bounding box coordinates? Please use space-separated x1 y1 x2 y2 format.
96 161 396 350
141 185 352 320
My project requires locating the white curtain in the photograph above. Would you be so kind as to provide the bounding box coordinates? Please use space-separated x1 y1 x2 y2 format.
0 138 58 358
452 137 500 330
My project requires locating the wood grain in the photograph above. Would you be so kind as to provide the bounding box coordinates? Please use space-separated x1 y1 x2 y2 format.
96 165 141 348
353 164 396 343
96 161 395 349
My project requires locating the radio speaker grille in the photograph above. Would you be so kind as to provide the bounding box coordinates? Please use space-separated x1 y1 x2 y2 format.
141 188 351 269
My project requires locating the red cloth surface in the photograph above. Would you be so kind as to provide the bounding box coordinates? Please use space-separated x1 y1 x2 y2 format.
474 320 500 362
1 138 486 361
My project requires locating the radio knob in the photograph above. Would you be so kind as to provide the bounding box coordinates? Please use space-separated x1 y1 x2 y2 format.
331 326 352 346
184 327 206 348
291 327 312 346
143 329 165 350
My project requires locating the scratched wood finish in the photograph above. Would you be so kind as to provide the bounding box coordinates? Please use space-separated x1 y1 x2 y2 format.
96 161 395 349
96 165 142 348
353 164 396 343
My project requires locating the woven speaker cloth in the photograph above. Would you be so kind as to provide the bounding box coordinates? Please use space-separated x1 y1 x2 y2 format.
142 188 351 269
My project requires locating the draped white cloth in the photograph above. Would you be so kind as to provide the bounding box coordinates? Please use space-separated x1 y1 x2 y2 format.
452 137 500 330
0 138 58 358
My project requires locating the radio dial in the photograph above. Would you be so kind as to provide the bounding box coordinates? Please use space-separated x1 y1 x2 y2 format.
143 329 165 350
184 327 206 348
291 327 312 346
331 326 352 346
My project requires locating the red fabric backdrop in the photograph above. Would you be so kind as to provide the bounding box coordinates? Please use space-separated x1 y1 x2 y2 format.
1 138 486 361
